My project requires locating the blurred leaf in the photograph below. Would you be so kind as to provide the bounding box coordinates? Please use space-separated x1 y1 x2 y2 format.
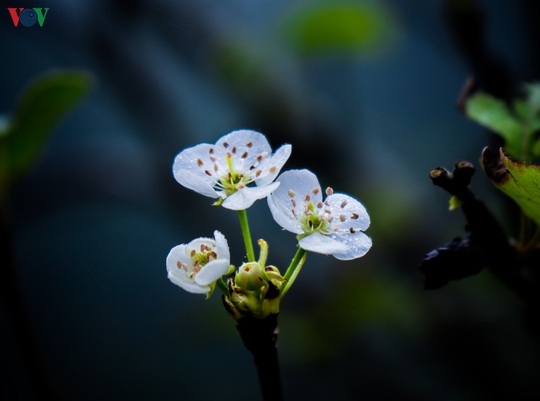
465 93 522 158
482 148 540 226
3 70 92 180
449 195 462 211
282 1 393 55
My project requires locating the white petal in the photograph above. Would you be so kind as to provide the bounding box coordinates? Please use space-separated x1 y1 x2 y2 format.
213 230 230 261
168 271 209 294
216 129 271 169
166 244 189 273
267 169 322 234
222 182 279 210
173 144 220 198
331 232 372 260
299 232 349 254
255 144 292 186
326 193 371 232
195 259 230 285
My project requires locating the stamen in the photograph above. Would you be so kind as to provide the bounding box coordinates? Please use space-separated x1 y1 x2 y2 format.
312 187 320 195
304 194 311 202
255 169 262 177
326 187 334 196
209 148 214 154
291 199 297 207
205 170 212 176
349 227 356 233
214 164 219 172
232 146 237 154
317 202 323 209
269 166 277 174
351 213 359 219
340 214 346 222
246 141 253 148
340 200 348 208
197 158 204 167
190 249 196 257
241 151 248 158
288 189 295 197
223 142 229 148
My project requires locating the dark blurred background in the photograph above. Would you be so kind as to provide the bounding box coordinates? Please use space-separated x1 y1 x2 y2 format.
1 0 539 400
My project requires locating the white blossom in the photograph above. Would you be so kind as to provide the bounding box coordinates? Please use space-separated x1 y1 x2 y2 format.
167 231 230 294
173 130 291 210
268 169 372 260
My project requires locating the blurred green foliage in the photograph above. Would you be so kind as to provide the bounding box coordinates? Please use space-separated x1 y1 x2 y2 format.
466 85 540 161
281 1 394 55
0 70 92 183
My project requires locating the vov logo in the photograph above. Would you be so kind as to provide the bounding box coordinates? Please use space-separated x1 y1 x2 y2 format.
7 8 49 27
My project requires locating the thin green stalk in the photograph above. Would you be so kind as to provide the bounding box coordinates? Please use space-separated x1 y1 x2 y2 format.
237 210 255 262
280 247 306 298
216 278 230 298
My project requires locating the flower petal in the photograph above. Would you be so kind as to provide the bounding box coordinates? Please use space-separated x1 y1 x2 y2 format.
173 143 220 198
222 182 280 210
216 129 272 171
331 232 372 260
255 144 292 186
195 259 230 285
267 169 322 234
325 193 371 232
299 232 349 254
213 230 230 261
168 271 209 294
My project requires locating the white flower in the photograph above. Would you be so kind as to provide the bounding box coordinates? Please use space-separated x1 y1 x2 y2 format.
268 169 372 260
167 230 231 294
173 130 292 210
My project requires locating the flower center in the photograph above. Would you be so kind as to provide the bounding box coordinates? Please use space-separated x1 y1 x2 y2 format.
177 243 218 279
299 201 333 234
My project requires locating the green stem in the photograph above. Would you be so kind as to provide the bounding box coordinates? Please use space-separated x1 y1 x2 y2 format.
280 247 307 298
217 278 230 298
237 210 255 262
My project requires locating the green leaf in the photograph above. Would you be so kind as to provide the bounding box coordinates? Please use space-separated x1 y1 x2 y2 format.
281 2 393 55
482 148 540 226
465 93 523 158
3 70 92 180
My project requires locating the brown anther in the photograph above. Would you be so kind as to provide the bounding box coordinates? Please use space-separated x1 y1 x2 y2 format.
255 169 262 177
312 187 320 195
288 189 295 197
305 194 311 202
349 227 356 233
291 199 297 207
340 214 346 222
241 151 248 159
226 152 232 159
209 148 214 154
232 146 237 154
317 202 323 209
246 141 253 148
256 155 263 163
326 187 334 196
210 156 216 162
351 213 359 219
223 142 229 148
205 170 212 176
190 249 196 257
269 166 277 174
249 165 255 170
213 164 219 172
340 200 348 208
197 158 204 167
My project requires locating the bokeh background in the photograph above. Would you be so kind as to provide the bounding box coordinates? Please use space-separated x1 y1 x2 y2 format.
1 0 540 400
